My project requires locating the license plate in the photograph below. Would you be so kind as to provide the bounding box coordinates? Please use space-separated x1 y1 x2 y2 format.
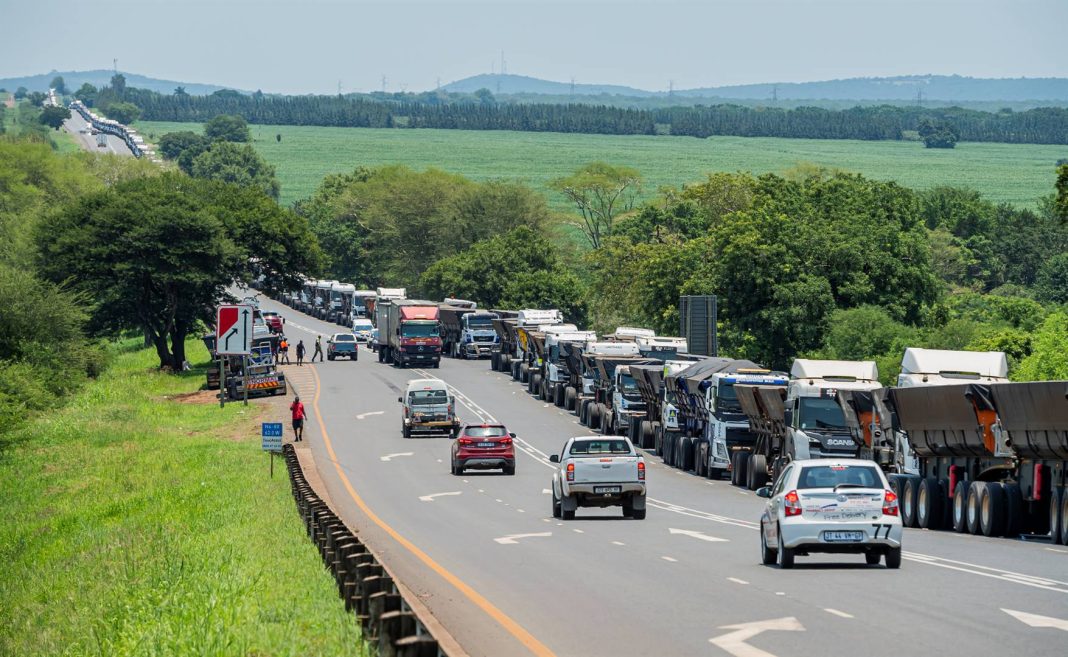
823 531 864 542
477 442 496 448
594 486 622 494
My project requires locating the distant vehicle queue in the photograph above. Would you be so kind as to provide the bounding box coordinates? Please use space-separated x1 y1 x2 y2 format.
67 99 159 161
264 279 1068 555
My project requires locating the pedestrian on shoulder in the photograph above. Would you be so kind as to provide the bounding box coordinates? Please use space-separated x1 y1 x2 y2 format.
296 340 305 365
290 396 306 441
279 337 290 365
312 335 324 363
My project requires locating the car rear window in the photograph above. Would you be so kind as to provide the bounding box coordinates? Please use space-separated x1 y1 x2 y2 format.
334 334 355 342
797 465 883 490
409 389 448 405
466 426 507 438
570 439 632 455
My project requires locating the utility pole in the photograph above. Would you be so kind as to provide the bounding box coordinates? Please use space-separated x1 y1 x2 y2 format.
570 76 575 101
113 58 118 74
381 75 387 93
668 79 674 98
772 84 778 104
501 50 506 76
337 80 342 96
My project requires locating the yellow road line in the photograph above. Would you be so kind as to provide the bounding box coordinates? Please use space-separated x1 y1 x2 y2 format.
308 366 556 657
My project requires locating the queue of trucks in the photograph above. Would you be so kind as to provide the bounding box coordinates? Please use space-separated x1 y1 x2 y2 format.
272 279 1068 545
67 99 159 161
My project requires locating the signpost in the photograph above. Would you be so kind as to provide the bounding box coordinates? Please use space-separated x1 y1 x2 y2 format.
262 422 283 477
216 304 254 408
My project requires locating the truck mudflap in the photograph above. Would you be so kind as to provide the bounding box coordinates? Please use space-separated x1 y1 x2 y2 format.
987 381 1068 460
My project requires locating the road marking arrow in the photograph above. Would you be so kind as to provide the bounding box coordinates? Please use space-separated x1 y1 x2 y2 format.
379 452 414 462
1002 608 1068 632
709 617 804 657
494 532 552 545
356 411 385 420
669 527 729 543
419 491 462 502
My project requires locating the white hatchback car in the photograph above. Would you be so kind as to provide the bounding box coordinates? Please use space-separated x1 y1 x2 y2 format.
757 458 902 569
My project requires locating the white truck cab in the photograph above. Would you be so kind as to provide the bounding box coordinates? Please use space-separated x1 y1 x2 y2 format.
705 368 789 477
636 335 688 360
786 359 881 461
582 341 640 395
896 348 1008 387
545 328 597 393
609 326 656 341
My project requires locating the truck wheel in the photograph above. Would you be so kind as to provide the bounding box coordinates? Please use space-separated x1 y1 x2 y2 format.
952 480 969 532
602 410 614 435
589 403 602 430
749 454 768 489
966 480 985 535
979 482 1007 537
565 387 576 411
578 400 589 425
520 363 530 383
632 507 646 520
1050 486 1065 545
491 353 500 370
865 551 881 565
901 476 920 528
1002 482 1024 538
884 547 902 569
654 425 663 455
916 477 944 530
511 360 520 380
679 437 693 471
403 424 411 439
554 384 565 407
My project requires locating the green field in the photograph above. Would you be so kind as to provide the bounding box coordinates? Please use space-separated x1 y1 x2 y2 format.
136 121 1066 208
0 339 364 656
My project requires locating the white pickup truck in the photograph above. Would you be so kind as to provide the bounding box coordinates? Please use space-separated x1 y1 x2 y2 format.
550 436 647 520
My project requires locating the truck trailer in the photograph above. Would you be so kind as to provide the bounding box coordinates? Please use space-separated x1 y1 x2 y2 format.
376 298 442 368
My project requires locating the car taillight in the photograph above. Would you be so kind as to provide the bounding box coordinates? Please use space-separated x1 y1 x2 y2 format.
448 403 454 415
566 462 574 482
637 461 645 481
784 490 802 517
458 438 473 446
882 489 899 516
499 437 512 445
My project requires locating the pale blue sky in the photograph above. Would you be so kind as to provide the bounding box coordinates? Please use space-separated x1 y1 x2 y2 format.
1 0 1064 94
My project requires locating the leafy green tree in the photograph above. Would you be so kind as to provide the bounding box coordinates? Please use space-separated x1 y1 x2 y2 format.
190 142 279 199
919 118 959 148
1034 252 1068 304
38 106 71 130
818 305 916 362
1014 312 1068 381
105 101 141 124
551 162 642 249
1056 163 1068 222
36 174 320 369
204 114 251 142
49 76 67 95
27 92 46 107
158 130 209 161
110 73 126 97
173 86 188 96
74 82 97 105
14 87 27 99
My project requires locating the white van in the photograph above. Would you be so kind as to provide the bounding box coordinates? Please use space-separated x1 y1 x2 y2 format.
400 379 460 438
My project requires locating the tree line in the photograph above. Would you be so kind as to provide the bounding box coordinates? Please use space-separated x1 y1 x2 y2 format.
86 84 1068 144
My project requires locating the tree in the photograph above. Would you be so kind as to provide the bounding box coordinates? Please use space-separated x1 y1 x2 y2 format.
27 92 46 107
13 87 27 100
49 76 67 95
1014 312 1068 381
74 82 98 105
35 174 321 370
110 73 126 98
204 114 251 143
1056 163 1068 223
173 86 188 96
38 106 71 130
1035 252 1068 304
551 162 642 249
918 118 959 149
191 142 279 199
105 101 141 124
157 131 209 161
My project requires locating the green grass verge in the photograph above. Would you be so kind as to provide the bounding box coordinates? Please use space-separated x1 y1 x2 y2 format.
136 120 1066 209
0 338 365 656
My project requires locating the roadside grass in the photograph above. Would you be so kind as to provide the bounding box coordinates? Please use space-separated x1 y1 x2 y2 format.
0 338 365 657
136 120 1066 209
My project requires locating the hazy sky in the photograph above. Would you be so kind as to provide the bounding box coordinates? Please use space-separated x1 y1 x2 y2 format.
2 0 1065 94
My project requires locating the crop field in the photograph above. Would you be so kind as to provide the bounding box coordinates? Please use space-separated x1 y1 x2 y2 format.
137 121 1066 208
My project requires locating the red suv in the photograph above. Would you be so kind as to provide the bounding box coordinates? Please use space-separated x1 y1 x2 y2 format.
451 424 516 476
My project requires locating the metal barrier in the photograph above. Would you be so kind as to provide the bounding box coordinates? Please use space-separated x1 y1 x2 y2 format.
282 444 456 657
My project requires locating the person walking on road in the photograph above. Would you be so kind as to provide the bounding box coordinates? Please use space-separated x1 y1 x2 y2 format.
296 340 306 366
290 395 306 442
312 335 324 363
279 337 290 365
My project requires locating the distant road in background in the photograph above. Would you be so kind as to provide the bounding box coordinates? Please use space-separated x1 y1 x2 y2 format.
62 108 134 156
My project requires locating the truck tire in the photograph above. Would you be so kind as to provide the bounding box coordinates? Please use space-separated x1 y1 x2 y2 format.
378 349 384 363
552 491 561 518
589 403 602 431
749 454 768 490
916 477 944 530
733 451 750 487
579 399 590 425
979 482 1007 537
1002 482 1024 538
901 476 920 528
966 480 985 535
555 384 565 407
952 480 970 532
403 423 411 439
565 387 577 411
1051 486 1065 545
637 421 651 449
491 353 500 371
678 436 692 471
1060 491 1068 546
694 443 706 477
602 410 615 435
520 363 530 383
530 372 541 395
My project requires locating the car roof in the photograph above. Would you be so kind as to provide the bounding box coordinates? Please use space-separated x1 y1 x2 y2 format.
463 423 507 430
571 435 630 442
789 458 880 467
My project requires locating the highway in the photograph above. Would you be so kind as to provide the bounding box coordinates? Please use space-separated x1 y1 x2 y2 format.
258 295 1068 657
61 109 134 156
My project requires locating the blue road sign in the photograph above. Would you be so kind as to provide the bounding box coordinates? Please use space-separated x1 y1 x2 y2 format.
262 422 283 451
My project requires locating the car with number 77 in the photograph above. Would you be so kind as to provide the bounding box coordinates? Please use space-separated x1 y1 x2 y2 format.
757 458 902 569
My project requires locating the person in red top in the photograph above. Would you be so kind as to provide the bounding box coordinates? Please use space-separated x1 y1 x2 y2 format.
290 395 306 442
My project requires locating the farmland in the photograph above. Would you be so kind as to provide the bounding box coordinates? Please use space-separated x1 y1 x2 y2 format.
136 121 1066 208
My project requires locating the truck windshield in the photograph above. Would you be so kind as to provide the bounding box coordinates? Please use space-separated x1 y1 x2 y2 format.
401 322 439 338
352 320 373 331
641 348 680 361
467 316 494 329
798 397 847 431
717 382 742 412
620 374 639 395
409 390 448 406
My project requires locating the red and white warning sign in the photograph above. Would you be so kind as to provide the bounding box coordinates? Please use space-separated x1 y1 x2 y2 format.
216 304 254 355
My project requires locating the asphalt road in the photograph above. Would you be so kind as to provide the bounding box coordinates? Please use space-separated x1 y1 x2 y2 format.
258 295 1068 657
61 110 134 156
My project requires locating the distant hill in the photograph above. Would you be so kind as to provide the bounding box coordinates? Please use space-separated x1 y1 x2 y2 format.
0 70 241 95
443 73 1068 104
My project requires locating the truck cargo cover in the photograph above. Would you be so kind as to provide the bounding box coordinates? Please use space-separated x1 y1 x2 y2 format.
988 381 1068 460
439 306 475 330
888 384 992 458
630 364 664 406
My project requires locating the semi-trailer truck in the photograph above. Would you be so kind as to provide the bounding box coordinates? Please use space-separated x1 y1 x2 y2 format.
440 305 499 359
376 298 442 368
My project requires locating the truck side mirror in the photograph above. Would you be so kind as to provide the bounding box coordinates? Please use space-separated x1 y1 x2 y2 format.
783 409 793 426
549 454 560 463
509 432 516 438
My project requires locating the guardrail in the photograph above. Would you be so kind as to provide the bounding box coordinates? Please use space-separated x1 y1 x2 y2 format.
282 444 459 657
